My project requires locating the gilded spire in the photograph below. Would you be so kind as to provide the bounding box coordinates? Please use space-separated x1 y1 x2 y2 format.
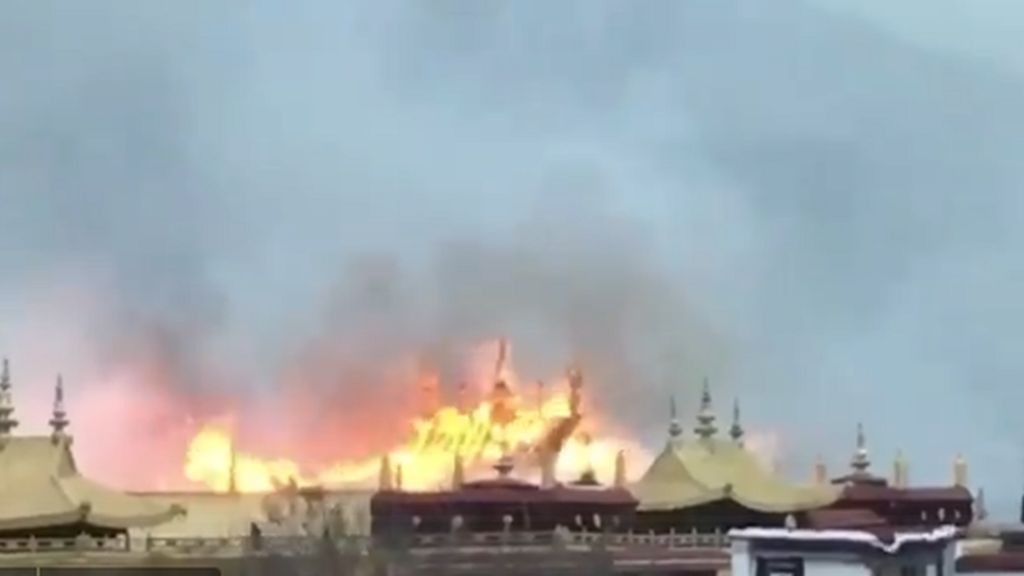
225 435 238 495
568 365 583 417
614 450 627 488
954 453 968 487
540 446 556 488
379 455 393 491
49 374 70 439
893 450 908 488
0 358 17 436
850 422 870 473
975 487 988 521
694 378 718 439
452 453 465 490
813 455 828 485
668 395 683 439
729 398 744 443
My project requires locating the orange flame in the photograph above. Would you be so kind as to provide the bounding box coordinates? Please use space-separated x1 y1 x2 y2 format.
183 345 648 492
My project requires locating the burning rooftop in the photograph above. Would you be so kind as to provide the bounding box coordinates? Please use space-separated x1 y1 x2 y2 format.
182 339 648 494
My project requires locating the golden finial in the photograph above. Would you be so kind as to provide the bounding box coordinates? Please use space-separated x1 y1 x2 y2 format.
975 487 988 521
893 450 908 488
668 395 683 439
540 447 557 488
49 374 70 440
614 450 627 488
813 454 828 485
850 422 870 473
452 453 465 490
378 455 393 491
954 453 968 487
694 378 718 439
729 398 744 444
0 358 18 436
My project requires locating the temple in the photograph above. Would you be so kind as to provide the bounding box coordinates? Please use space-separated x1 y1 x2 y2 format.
630 380 974 535
0 360 182 539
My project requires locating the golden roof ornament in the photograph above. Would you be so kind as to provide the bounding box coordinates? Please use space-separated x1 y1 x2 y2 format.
975 487 988 521
49 374 70 441
892 450 908 488
452 453 465 490
813 454 828 485
694 378 718 439
668 395 683 440
540 446 557 488
0 358 17 437
568 365 583 417
614 450 627 488
850 422 870 473
378 455 393 491
729 398 744 444
954 453 968 487
227 437 238 495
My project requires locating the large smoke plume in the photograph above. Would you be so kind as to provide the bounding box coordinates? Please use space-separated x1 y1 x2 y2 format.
2 2 1024 516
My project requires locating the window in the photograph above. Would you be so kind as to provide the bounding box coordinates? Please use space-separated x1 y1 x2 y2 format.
757 557 805 576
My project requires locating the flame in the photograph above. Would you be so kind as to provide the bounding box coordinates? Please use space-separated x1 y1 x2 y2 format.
183 344 647 492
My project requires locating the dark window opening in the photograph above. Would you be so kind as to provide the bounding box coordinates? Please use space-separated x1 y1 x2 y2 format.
757 557 805 576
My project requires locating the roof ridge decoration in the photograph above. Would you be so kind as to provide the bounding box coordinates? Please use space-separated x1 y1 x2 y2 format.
49 374 70 441
694 377 718 440
850 422 870 473
668 395 683 441
0 358 19 436
729 398 744 444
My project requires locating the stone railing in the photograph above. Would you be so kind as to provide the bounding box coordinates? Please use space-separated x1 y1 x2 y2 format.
405 530 729 550
0 530 726 556
0 535 129 553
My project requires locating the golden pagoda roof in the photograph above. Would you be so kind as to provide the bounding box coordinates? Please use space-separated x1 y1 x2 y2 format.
0 435 183 532
631 437 841 512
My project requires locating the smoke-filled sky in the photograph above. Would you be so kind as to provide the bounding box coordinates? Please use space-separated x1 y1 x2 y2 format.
2 1 1023 514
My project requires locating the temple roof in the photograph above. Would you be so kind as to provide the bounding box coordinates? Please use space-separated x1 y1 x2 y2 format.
631 437 840 512
631 385 840 513
0 435 183 531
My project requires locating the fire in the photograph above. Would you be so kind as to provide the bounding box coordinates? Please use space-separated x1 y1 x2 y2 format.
183 342 648 493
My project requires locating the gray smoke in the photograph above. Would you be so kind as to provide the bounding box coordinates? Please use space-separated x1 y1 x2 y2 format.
1 1 1023 516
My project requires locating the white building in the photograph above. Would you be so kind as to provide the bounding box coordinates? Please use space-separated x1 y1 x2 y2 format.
729 527 958 576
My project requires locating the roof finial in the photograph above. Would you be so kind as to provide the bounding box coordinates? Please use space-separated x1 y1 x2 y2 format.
729 398 744 444
226 437 238 495
568 365 583 417
49 374 70 440
0 358 17 436
893 450 908 488
975 487 988 522
694 377 718 439
378 455 393 491
850 422 870 473
668 395 683 440
452 453 465 490
614 450 627 488
813 455 828 485
954 453 968 487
